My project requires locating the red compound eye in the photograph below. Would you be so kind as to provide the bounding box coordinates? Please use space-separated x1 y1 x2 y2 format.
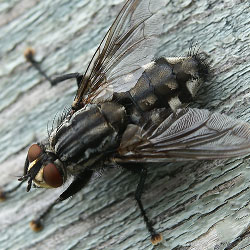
43 163 63 188
28 144 42 162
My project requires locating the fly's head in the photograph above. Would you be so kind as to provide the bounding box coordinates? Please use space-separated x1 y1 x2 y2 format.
20 143 66 191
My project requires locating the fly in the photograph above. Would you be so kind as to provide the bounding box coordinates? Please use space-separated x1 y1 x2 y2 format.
1 0 250 245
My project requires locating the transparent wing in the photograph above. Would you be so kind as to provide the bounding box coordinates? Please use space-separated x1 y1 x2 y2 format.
116 108 250 163
73 0 165 109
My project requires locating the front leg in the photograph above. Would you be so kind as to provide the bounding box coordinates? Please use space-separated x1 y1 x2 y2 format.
0 180 25 201
58 169 93 201
30 169 93 231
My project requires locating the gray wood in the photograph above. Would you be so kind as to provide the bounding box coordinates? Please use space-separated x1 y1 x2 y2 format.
0 0 249 249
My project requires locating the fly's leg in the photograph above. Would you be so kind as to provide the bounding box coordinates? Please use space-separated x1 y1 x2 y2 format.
121 163 162 245
24 48 54 85
24 47 83 87
0 180 25 201
135 168 162 245
29 199 59 232
30 169 93 232
51 73 83 87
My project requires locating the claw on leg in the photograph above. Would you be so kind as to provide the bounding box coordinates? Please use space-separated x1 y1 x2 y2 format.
0 190 6 201
24 47 54 85
151 233 163 245
30 220 43 232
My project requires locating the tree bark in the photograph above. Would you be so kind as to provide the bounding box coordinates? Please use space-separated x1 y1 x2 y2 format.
0 0 249 249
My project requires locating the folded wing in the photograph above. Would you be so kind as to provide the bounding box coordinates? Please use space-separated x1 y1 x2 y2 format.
74 0 165 108
116 108 250 162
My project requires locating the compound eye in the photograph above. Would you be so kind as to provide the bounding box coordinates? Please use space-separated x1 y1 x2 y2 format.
43 163 63 188
28 144 42 162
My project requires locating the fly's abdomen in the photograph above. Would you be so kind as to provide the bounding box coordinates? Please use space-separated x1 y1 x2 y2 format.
123 54 209 113
50 103 126 164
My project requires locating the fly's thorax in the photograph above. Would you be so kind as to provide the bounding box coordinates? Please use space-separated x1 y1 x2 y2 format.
50 102 126 165
98 102 126 131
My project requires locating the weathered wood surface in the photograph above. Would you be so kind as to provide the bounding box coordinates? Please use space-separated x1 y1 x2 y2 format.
0 0 249 249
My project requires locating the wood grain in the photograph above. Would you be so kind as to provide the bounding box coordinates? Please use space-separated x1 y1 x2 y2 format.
0 0 249 249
